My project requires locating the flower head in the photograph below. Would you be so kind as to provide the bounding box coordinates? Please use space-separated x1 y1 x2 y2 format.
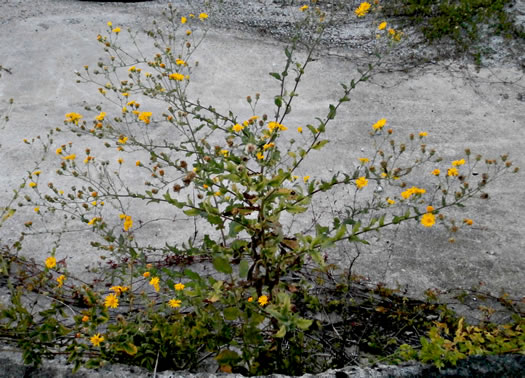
354 2 371 17
232 123 244 132
199 13 208 20
104 293 119 308
149 277 160 292
432 169 440 176
138 111 152 124
258 295 269 306
268 121 287 132
29 182 37 188
65 112 83 124
112 27 121 33
378 21 387 30
56 275 66 288
372 118 387 130
421 213 436 228
45 256 57 269
355 176 368 189
169 73 185 81
90 333 104 347
62 154 76 161
174 283 185 291
181 16 187 24
452 159 465 166
447 167 459 177
358 158 369 164
300 4 309 11
123 215 133 231
463 218 473 226
168 298 182 308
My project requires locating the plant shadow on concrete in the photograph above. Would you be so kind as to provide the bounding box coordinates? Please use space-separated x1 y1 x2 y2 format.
0 1 523 376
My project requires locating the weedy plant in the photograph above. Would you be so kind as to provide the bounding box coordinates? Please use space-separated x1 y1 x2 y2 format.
0 1 521 375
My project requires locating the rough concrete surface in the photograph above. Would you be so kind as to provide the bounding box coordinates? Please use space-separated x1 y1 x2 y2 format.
0 0 524 376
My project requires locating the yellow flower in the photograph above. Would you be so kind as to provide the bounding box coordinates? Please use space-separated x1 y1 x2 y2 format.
169 73 185 81
358 158 369 164
136 160 141 166
138 111 152 124
268 121 287 131
355 176 368 189
258 295 269 306
55 147 62 155
247 297 253 302
29 182 37 188
143 271 150 278
421 213 436 228
112 27 121 33
174 283 185 291
419 131 428 137
65 112 83 124
186 30 192 36
386 198 395 205
199 13 208 20
88 217 101 226
372 118 387 130
104 293 119 308
118 136 128 144
452 159 465 166
426 205 434 213
378 21 387 30
232 123 244 132
122 106 128 113
117 157 124 165
90 333 104 347
181 16 187 24
401 186 426 199
463 218 473 226
128 66 136 72
107 21 112 27
175 59 186 66
263 143 275 150
388 28 395 36
45 256 56 269
432 169 440 176
110 286 128 295
168 299 182 308
62 154 76 161
95 112 106 121
123 215 133 231
300 4 309 11
297 127 303 133
220 149 229 157
354 2 371 17
34 207 40 212
447 167 459 177
33 170 41 176
81 315 89 322
149 277 160 292
122 92 129 97
56 275 66 288
303 176 310 183
256 152 264 160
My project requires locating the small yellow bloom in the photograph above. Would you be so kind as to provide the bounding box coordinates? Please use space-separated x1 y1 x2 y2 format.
123 215 133 231
256 152 264 160
62 154 76 161
81 315 89 322
118 136 128 144
263 143 275 150
34 207 40 212
118 158 124 165
220 149 229 157
136 160 141 166
122 106 128 113
169 298 182 308
419 131 428 137
181 16 187 24
107 21 112 27
186 30 192 36
45 256 57 269
355 176 368 189
297 127 303 133
232 123 244 132
378 21 387 30
447 167 459 177
432 169 440 176
421 213 436 228
452 159 465 166
258 295 269 306
104 293 119 308
386 198 395 205
169 73 185 81
33 170 41 176
110 286 128 295
128 66 136 72
174 283 185 291
358 158 369 164
138 111 152 124
150 277 160 292
426 205 435 213
198 13 208 20
300 4 309 11
354 2 371 17
55 147 62 155
388 28 395 36
303 176 310 183
95 112 106 121
372 118 387 130
65 112 83 124
90 333 104 347
56 275 66 288
122 92 129 97
463 218 473 226
268 121 287 131
112 27 121 33
247 297 253 302
143 271 150 278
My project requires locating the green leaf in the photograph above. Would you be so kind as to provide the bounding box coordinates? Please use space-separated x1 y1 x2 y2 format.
212 256 232 274
274 96 283 107
328 104 336 120
183 208 201 216
239 259 250 279
275 325 287 338
295 317 313 330
269 72 281 80
312 140 329 150
215 349 241 364
286 205 308 214
223 307 240 320
116 342 138 356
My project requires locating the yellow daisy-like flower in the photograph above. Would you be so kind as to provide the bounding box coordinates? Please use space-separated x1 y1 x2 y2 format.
117 158 124 165
107 21 112 27
447 167 459 177
220 149 229 157
258 295 269 306
118 136 128 144
303 176 310 183
169 73 185 81
378 21 387 30
386 198 395 205
90 333 104 347
138 111 152 124
56 275 66 288
297 127 303 133
198 13 208 20
168 299 182 308
95 112 106 123
388 28 396 36
33 170 41 176
432 169 440 176
65 112 83 124
358 158 369 164
135 160 141 166
149 277 160 292
247 297 253 302
143 271 151 278
123 215 133 231
300 5 309 11
421 213 436 228
419 131 428 137
112 27 121 33
174 283 185 291
181 16 187 24
82 315 89 322
355 176 368 189
232 123 244 132
110 286 129 295
256 152 264 160
104 293 119 308
401 186 426 199
29 182 37 188
268 121 287 131
45 256 57 269
354 2 371 17
372 118 387 130
426 205 435 213
55 147 62 155
62 154 76 161
88 217 101 226
34 207 40 212
452 159 465 166
463 218 473 226
263 143 275 150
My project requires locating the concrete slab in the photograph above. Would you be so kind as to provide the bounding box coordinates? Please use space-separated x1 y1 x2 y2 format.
0 0 524 311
